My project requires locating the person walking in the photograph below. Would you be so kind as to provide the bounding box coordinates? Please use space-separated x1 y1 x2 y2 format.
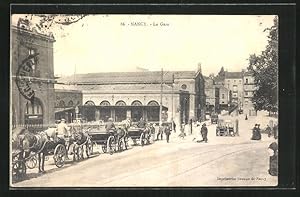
200 123 208 143
157 124 164 140
189 119 193 134
173 120 176 133
266 125 272 137
165 125 171 143
179 124 186 139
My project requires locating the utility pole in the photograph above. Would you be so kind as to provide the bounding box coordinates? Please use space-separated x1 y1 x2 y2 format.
171 73 174 131
159 68 163 125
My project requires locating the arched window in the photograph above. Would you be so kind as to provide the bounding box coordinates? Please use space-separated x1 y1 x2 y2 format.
59 100 65 108
131 100 142 106
85 100 95 106
116 100 126 106
68 100 74 107
24 98 43 129
100 100 110 106
147 100 159 106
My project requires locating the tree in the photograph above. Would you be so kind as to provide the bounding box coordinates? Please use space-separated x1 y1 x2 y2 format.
16 14 88 39
247 16 278 115
217 66 225 78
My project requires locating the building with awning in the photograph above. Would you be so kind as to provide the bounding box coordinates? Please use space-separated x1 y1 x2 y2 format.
55 67 206 125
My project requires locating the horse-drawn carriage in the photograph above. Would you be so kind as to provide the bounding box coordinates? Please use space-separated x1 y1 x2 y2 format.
216 119 235 137
127 124 155 146
11 128 67 179
85 123 128 155
11 125 93 180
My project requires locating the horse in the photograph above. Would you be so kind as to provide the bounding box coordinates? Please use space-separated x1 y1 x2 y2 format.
20 129 49 173
69 126 91 160
115 125 128 151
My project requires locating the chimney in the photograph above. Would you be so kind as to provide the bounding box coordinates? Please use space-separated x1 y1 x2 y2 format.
198 63 202 74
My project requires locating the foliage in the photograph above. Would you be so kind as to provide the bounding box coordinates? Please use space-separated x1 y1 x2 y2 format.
17 14 88 38
248 16 278 113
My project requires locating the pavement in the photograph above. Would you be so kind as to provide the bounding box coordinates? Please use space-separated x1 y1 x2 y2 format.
11 110 278 187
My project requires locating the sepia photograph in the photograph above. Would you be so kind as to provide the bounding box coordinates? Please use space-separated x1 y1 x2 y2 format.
10 13 279 188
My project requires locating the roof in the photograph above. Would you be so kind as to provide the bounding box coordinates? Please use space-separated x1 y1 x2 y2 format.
57 71 198 85
243 71 254 76
225 72 243 79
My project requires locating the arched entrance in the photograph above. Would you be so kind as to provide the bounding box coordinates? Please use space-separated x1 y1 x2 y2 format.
99 100 111 121
131 100 143 122
147 100 159 121
84 100 96 122
24 98 43 131
115 100 127 122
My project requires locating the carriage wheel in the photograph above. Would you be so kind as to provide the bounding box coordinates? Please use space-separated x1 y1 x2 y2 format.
13 160 26 179
26 155 37 169
107 136 115 155
53 144 66 168
86 139 93 158
140 133 145 146
102 145 107 153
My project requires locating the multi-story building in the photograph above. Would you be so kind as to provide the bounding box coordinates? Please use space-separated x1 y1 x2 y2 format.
243 71 256 114
11 23 56 131
224 72 244 106
55 68 206 126
204 77 215 111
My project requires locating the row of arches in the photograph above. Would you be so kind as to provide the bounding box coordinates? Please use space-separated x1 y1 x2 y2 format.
84 100 159 106
57 100 81 108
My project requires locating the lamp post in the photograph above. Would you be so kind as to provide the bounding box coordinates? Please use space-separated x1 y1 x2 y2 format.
159 68 163 125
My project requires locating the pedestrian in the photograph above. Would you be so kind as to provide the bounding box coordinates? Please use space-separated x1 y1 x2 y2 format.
273 124 278 139
251 124 261 140
157 124 164 140
266 125 272 137
189 119 193 134
173 120 176 133
165 125 171 143
178 124 186 139
245 114 248 120
200 123 208 143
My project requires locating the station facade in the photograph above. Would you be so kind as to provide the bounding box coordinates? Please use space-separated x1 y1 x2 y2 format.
55 69 206 125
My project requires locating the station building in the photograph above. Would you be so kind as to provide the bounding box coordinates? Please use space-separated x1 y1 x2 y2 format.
55 69 206 126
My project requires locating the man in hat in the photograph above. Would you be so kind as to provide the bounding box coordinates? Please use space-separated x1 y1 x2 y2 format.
200 123 208 143
105 118 116 133
57 119 70 138
137 117 146 129
56 118 71 159
164 124 171 143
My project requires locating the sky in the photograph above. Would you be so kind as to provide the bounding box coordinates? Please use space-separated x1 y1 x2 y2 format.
12 14 275 77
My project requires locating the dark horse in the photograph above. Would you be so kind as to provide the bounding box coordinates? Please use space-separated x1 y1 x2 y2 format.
70 126 92 160
19 128 49 173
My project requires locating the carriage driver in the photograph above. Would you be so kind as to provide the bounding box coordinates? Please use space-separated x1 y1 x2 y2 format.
56 118 71 158
105 118 116 135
